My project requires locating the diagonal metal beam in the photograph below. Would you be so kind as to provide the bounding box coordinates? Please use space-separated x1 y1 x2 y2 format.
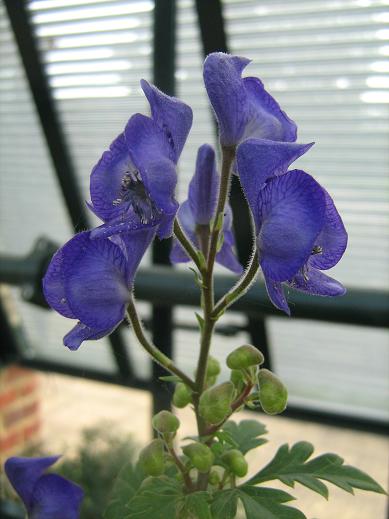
3 0 134 384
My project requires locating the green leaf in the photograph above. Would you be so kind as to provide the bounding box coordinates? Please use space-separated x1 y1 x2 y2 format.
159 375 182 383
177 492 212 519
216 232 224 253
104 462 144 519
248 441 387 499
189 267 204 288
212 487 306 519
125 476 182 519
238 486 307 519
222 420 268 454
195 312 205 332
211 489 239 519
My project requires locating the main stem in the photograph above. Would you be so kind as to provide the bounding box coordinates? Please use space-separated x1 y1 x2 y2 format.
195 145 236 400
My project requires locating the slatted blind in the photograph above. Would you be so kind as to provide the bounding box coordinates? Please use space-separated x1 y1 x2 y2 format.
0 0 388 419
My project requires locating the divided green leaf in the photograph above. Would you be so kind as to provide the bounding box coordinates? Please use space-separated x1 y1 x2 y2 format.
221 420 268 454
125 477 212 519
212 487 306 519
104 462 144 519
248 441 386 499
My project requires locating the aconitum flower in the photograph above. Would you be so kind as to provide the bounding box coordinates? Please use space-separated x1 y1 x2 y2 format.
89 80 193 240
237 139 347 314
43 229 154 349
203 52 296 147
5 456 83 519
170 144 242 274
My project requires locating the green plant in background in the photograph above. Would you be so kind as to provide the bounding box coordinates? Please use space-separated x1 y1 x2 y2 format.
6 52 387 518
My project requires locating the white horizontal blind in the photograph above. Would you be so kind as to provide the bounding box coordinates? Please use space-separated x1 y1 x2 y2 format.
221 0 389 419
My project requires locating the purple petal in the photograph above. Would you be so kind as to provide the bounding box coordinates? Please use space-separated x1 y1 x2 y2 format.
216 240 243 274
89 133 133 222
42 249 76 319
61 232 129 330
310 190 348 270
257 170 326 281
170 240 191 264
90 212 157 240
203 52 251 146
263 275 291 315
5 456 60 511
141 79 193 163
237 138 313 218
119 229 156 284
63 322 116 351
188 144 219 225
243 77 297 142
288 266 346 297
125 115 178 222
30 474 83 519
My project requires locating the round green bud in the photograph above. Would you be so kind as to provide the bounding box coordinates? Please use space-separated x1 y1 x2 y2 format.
139 439 165 477
172 383 192 408
221 449 248 478
206 356 221 377
199 382 235 425
230 369 245 389
182 442 214 473
227 345 264 370
258 369 288 415
208 470 221 486
152 410 180 434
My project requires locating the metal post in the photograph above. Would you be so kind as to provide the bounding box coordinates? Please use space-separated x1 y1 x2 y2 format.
151 0 176 416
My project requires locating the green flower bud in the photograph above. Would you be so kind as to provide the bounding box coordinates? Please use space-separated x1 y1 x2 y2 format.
230 369 245 390
172 383 192 408
208 470 221 486
258 369 288 415
182 442 214 473
139 439 165 477
207 356 221 377
221 449 248 478
152 410 180 434
199 382 235 425
227 345 264 370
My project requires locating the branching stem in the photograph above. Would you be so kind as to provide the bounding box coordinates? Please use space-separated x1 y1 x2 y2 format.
126 299 196 391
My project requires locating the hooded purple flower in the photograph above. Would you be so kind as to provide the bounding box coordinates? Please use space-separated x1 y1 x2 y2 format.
170 144 242 274
236 139 347 314
203 52 296 147
5 456 83 519
43 229 154 350
89 80 193 240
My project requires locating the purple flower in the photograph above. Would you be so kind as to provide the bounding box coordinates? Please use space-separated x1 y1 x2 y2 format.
5 456 83 519
237 139 347 314
170 144 242 274
43 229 154 350
203 53 296 147
89 80 193 240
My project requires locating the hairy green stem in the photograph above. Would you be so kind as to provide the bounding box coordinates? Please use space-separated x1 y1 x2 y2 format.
212 251 259 319
173 219 203 272
126 299 196 391
166 441 194 491
193 146 236 491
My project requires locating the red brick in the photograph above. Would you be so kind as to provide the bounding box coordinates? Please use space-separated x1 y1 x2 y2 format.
0 389 18 409
0 431 22 452
3 366 33 383
23 420 41 441
18 379 39 398
4 401 40 428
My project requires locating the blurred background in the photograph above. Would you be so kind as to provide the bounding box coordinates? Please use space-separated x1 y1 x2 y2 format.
0 1 388 518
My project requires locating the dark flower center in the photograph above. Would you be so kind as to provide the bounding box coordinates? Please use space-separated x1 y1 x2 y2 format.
113 169 160 224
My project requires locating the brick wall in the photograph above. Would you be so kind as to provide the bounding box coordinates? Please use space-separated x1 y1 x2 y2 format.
0 365 41 464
